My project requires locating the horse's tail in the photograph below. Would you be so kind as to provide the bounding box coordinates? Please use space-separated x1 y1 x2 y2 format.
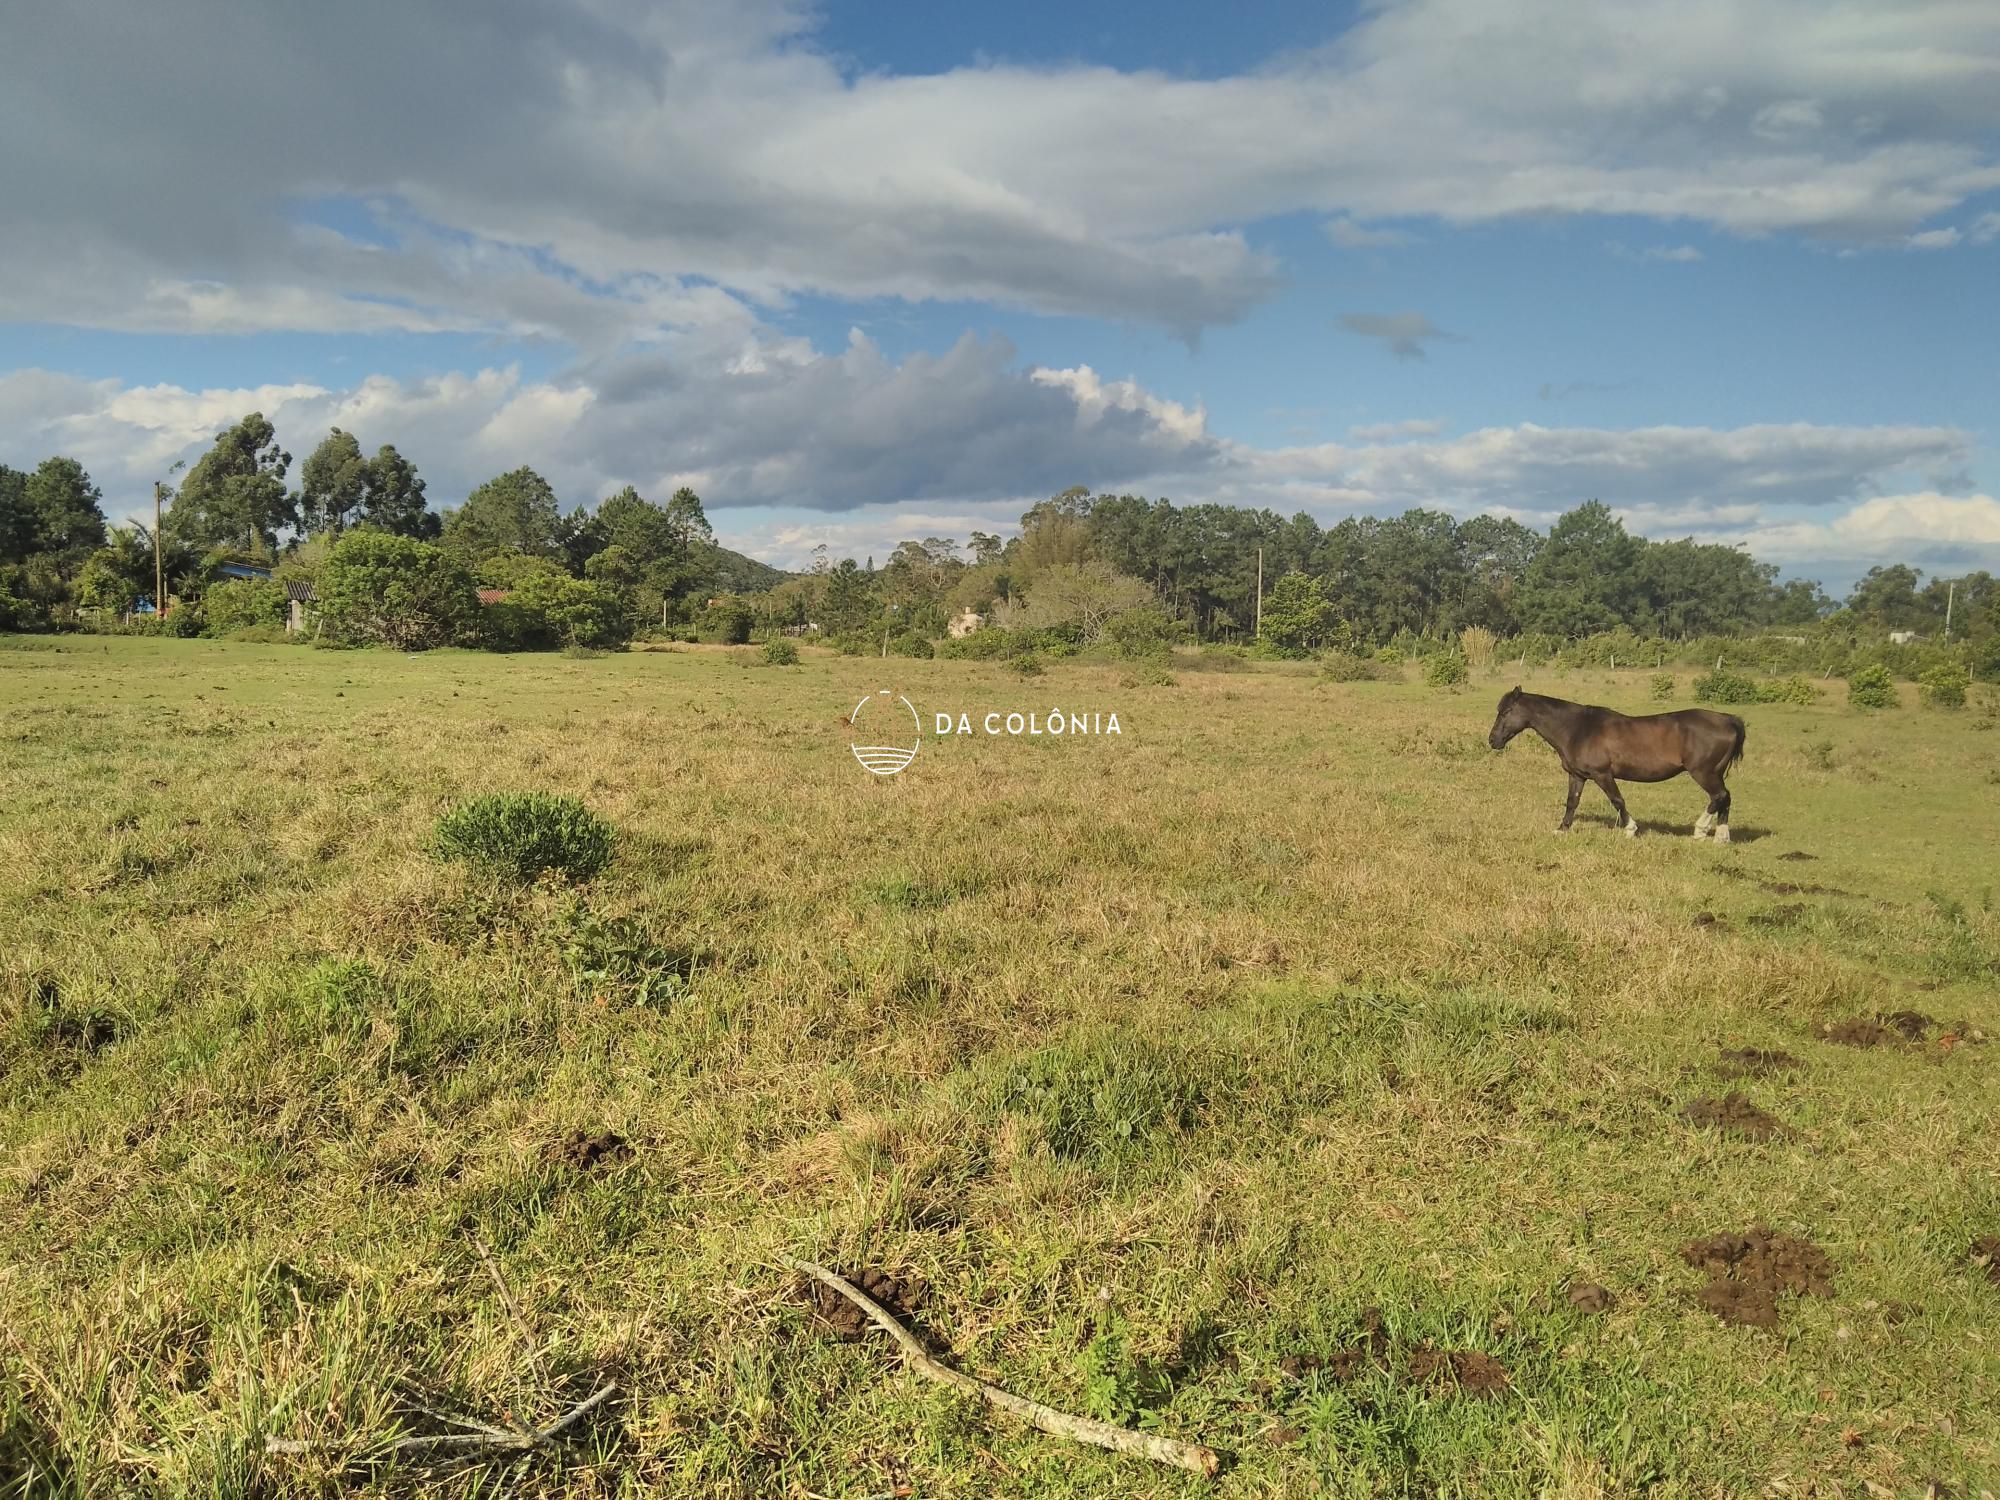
1725 716 1747 772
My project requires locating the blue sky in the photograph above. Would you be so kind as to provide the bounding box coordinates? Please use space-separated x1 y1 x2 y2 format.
2 0 1996 591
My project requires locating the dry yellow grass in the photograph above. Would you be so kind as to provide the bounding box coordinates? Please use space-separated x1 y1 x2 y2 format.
2 635 1998 1498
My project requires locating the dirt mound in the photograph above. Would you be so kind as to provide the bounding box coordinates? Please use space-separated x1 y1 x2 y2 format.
1693 911 1724 929
1820 1017 1897 1047
1680 1093 1783 1141
1969 1237 2000 1284
1716 1048 1803 1079
1882 1010 1938 1040
799 1267 927 1341
1408 1344 1510 1397
1565 1282 1615 1315
1681 1227 1834 1327
549 1130 633 1172
1281 1305 1391 1384
1778 851 1818 862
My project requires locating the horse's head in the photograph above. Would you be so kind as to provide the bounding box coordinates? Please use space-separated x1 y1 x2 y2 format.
1489 687 1530 749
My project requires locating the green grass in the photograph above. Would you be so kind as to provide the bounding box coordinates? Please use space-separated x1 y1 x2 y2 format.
3 635 1999 1498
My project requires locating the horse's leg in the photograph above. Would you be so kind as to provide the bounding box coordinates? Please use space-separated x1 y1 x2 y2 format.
1688 766 1725 839
1555 772 1583 833
1590 773 1637 836
1711 775 1732 844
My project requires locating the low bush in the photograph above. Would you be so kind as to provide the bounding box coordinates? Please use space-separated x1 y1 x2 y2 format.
1008 652 1045 678
1422 651 1469 688
1919 661 1969 709
1650 672 1676 701
1320 652 1387 683
202 578 286 636
1847 663 1898 709
1693 668 1761 705
761 638 800 666
431 792 616 882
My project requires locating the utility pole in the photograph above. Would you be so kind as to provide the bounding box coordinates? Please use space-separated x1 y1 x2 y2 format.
1255 547 1263 639
1944 580 1956 641
153 460 184 618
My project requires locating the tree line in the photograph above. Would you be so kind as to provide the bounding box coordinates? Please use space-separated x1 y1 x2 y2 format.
744 486 1995 663
1 413 778 637
5 422 1995 662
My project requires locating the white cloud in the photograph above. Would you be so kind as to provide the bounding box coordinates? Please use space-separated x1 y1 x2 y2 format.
1324 217 1415 249
1906 227 1962 249
2 0 1998 338
1348 418 1446 441
1972 211 2000 244
4 344 1988 585
1645 245 1704 262
1716 492 2000 566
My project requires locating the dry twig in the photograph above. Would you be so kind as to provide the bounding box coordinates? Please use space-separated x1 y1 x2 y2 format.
263 1382 617 1460
786 1257 1220 1480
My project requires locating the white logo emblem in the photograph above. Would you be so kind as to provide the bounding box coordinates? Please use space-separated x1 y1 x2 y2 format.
849 689 922 777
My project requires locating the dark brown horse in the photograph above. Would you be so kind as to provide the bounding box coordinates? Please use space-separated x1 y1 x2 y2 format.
1488 687 1746 841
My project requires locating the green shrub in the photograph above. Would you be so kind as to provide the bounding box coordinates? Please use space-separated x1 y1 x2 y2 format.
1008 652 1044 678
1970 633 2000 685
319 532 478 650
1374 646 1404 666
1919 661 1969 709
761 638 800 666
1847 663 1898 709
698 595 754 645
1694 668 1760 704
1422 651 1469 688
1759 674 1823 706
1103 605 1187 660
431 792 616 882
202 578 286 636
1650 672 1675 701
164 604 206 637
887 631 934 659
1320 651 1386 683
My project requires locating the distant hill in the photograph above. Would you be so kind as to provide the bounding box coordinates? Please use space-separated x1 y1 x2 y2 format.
701 543 790 594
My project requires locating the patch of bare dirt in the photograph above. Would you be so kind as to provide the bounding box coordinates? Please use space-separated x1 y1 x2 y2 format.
798 1267 928 1341
1968 1237 2000 1285
1716 1048 1803 1079
1280 1305 1391 1385
1680 1093 1783 1141
549 1130 634 1173
1565 1282 1615 1315
1407 1345 1510 1398
1778 851 1818 862
1681 1227 1834 1327
1693 911 1725 929
1819 1017 1897 1047
1882 1010 1938 1041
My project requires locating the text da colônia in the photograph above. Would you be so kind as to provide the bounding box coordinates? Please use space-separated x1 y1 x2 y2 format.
934 710 1123 737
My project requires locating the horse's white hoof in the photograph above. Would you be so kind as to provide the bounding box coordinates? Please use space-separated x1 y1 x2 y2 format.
1715 825 1732 845
1554 825 1570 835
1624 820 1640 838
1691 827 1710 839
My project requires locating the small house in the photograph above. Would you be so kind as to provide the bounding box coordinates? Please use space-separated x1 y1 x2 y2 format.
283 580 318 635
947 607 983 639
1888 629 1919 645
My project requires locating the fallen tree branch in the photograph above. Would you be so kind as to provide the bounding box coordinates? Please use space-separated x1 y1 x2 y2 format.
785 1257 1219 1480
263 1382 616 1461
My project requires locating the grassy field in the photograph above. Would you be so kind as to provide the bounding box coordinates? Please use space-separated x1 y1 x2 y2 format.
3 634 1998 1499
